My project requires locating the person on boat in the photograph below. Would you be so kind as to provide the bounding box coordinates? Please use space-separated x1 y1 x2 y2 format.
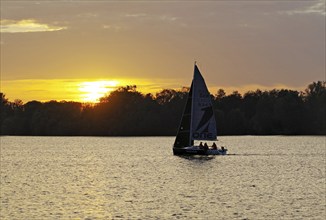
203 142 209 150
199 142 203 148
211 142 217 149
221 146 225 152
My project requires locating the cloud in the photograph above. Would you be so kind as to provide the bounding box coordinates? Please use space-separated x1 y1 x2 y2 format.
77 13 99 18
124 13 179 23
102 24 125 31
125 13 147 18
282 0 326 16
0 19 67 33
159 15 178 22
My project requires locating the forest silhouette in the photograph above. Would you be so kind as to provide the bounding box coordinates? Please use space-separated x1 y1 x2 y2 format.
0 81 325 136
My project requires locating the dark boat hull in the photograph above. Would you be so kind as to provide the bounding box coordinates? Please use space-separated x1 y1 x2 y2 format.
173 147 227 155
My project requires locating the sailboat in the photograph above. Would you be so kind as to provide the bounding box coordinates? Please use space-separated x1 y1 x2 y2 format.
173 64 227 155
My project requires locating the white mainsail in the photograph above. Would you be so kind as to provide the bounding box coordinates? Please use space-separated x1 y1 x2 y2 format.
190 65 217 141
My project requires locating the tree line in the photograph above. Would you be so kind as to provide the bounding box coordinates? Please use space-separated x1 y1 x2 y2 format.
0 81 325 136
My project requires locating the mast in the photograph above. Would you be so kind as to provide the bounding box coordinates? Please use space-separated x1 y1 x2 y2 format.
189 62 196 146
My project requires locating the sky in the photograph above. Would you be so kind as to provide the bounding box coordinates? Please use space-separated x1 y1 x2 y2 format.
0 0 325 102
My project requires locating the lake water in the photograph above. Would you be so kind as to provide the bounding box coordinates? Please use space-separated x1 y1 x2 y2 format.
0 136 325 219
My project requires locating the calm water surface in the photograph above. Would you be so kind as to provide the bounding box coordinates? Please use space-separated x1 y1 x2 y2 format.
0 136 325 219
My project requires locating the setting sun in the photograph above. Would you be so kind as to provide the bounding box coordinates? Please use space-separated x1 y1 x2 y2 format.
78 80 119 102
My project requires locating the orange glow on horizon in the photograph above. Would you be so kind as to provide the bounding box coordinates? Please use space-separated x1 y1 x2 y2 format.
0 78 174 103
0 78 307 104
